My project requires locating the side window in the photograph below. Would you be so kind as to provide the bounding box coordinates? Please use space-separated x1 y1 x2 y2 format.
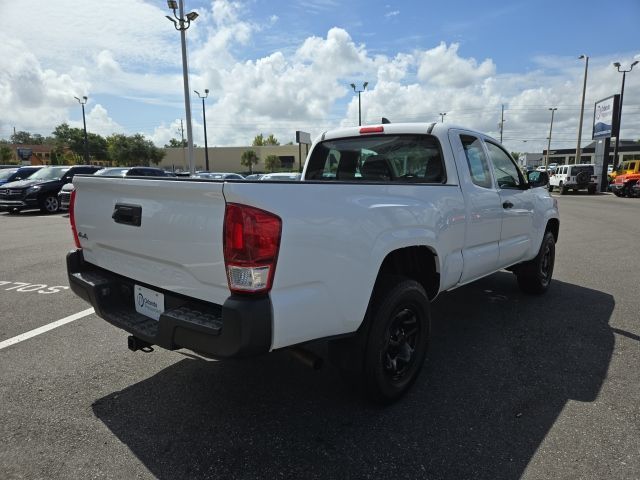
485 142 522 189
460 134 492 188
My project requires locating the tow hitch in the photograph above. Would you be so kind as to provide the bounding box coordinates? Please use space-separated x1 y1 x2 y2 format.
127 335 154 353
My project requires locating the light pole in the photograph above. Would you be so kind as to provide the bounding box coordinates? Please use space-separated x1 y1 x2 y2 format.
574 55 589 165
350 82 368 126
545 107 558 169
74 96 89 163
498 104 505 142
166 0 199 174
194 89 210 171
439 112 447 123
612 60 639 167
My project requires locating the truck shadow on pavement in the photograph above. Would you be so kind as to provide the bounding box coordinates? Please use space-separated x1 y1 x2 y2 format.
92 273 614 480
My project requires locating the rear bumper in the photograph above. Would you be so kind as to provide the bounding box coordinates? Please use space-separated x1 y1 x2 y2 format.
66 249 272 358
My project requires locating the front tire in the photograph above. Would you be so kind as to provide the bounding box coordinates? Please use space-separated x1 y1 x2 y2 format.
40 195 59 214
515 231 555 294
363 278 430 404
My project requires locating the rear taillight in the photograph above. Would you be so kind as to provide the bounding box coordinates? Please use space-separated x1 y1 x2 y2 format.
69 189 81 249
223 203 282 294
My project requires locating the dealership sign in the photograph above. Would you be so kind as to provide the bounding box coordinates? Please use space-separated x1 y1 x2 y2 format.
592 95 620 139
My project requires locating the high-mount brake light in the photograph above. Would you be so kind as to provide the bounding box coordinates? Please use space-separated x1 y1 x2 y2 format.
69 189 82 249
223 203 282 294
360 126 384 134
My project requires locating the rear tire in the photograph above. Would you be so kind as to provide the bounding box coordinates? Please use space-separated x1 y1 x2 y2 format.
362 277 430 404
587 185 596 195
547 184 553 192
515 231 555 294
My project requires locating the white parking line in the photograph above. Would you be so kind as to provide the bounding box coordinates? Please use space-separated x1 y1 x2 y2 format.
0 308 95 351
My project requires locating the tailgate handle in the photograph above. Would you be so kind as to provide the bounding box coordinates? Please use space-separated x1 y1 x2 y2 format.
112 203 142 226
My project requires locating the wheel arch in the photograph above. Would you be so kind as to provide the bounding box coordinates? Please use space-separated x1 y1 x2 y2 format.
546 218 559 243
373 246 440 301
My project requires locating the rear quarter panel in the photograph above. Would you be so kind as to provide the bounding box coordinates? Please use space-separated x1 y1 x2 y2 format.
222 181 466 349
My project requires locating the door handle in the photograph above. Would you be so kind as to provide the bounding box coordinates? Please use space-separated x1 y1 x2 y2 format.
112 203 142 226
502 201 514 209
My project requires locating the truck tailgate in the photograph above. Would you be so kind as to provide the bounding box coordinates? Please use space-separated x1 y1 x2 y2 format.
73 176 229 305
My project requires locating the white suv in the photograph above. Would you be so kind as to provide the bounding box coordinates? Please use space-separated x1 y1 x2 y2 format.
549 164 597 194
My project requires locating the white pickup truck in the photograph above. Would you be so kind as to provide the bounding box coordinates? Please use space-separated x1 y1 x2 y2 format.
67 122 558 403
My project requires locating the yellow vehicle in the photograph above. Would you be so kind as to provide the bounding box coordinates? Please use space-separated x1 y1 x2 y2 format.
609 160 640 182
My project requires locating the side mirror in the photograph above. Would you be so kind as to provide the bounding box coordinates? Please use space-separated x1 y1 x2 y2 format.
527 170 549 188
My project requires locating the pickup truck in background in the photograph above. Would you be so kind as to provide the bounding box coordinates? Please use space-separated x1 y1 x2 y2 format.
67 122 559 403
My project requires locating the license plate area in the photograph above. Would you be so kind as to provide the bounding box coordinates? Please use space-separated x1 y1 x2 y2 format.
134 284 165 321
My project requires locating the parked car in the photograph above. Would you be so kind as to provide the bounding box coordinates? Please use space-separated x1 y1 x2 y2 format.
58 167 176 211
632 180 640 197
244 173 266 180
611 171 640 197
548 164 597 194
0 166 43 186
260 172 301 181
0 165 101 214
192 172 245 180
67 121 558 403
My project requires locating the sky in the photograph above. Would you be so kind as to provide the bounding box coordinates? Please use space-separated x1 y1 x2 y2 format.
1 0 639 155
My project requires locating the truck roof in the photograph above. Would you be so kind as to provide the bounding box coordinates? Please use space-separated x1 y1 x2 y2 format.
318 122 498 144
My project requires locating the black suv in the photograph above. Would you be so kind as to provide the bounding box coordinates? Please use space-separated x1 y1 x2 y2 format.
0 165 101 214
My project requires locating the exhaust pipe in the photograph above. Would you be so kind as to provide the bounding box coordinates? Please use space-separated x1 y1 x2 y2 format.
287 347 323 370
127 335 154 353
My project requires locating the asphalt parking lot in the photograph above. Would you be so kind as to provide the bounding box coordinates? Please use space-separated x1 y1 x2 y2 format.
1 194 639 480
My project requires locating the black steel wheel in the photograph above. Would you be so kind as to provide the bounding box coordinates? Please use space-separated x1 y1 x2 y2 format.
515 231 556 294
363 277 430 404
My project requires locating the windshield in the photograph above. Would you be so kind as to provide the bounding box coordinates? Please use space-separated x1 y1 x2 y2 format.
29 167 70 181
0 169 18 179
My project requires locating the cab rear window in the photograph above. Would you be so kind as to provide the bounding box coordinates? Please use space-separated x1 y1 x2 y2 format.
305 134 445 183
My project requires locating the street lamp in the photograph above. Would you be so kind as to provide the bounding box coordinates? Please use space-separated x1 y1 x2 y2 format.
612 60 639 167
74 95 89 163
439 112 447 123
194 89 210 171
545 107 558 169
350 82 368 126
166 0 198 174
574 55 589 165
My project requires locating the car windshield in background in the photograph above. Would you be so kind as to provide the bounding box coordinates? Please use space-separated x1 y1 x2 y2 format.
95 168 129 176
0 169 18 179
305 134 445 183
28 167 70 181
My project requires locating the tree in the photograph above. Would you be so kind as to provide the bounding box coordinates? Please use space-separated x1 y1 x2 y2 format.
241 150 260 174
0 145 14 163
252 133 265 146
164 138 187 148
510 151 522 161
264 154 281 172
50 123 108 161
10 131 44 144
252 133 279 146
107 133 165 166
265 134 280 146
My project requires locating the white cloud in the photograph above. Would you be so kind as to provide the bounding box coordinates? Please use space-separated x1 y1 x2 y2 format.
385 10 400 18
1 0 639 157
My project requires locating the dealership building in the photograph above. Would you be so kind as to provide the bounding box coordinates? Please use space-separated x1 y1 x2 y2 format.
160 144 307 173
521 139 640 168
